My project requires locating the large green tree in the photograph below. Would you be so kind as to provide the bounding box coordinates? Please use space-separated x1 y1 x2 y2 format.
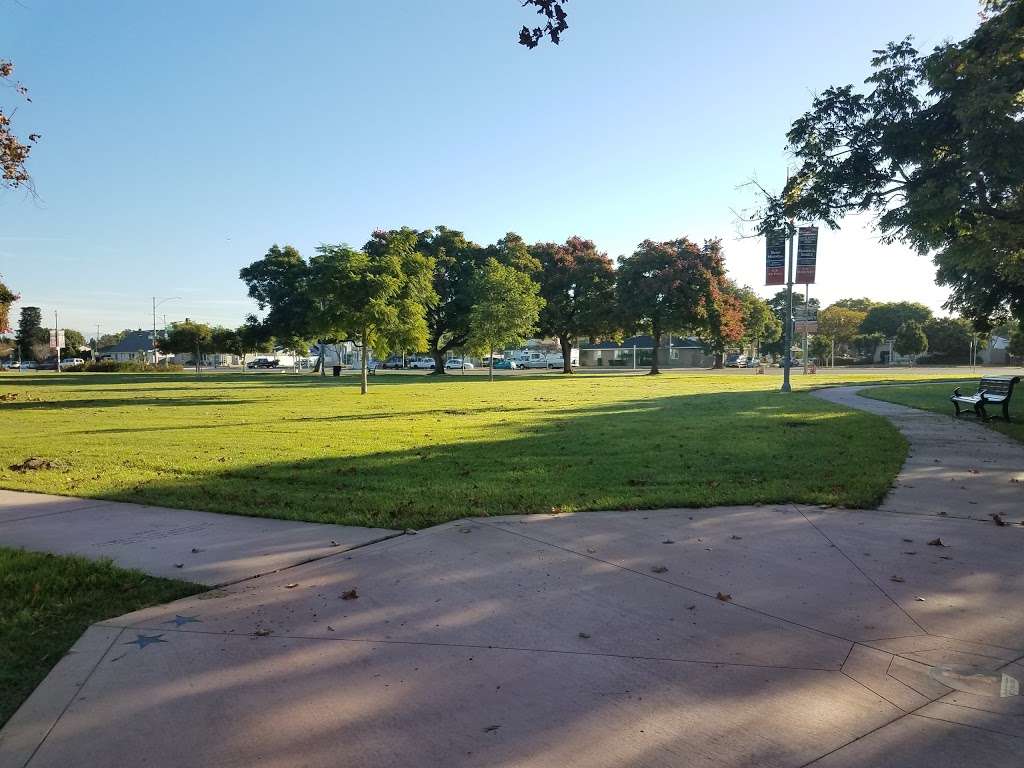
415 227 537 374
859 302 932 338
817 305 867 362
239 245 316 351
763 290 820 359
894 321 928 360
923 317 972 361
415 226 485 374
736 287 781 359
15 306 43 359
617 238 737 375
468 258 544 381
779 1 1024 327
533 236 617 373
312 228 436 394
160 321 214 374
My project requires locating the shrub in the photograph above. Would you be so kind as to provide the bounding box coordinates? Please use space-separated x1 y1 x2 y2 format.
67 360 184 373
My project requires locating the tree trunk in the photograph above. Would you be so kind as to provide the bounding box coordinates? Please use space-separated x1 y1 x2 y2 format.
559 334 574 374
360 330 368 395
319 342 326 377
649 331 661 375
195 345 201 375
431 348 446 374
712 352 724 369
489 346 494 382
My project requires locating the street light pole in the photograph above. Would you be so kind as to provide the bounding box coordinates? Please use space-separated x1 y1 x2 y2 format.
780 221 796 393
152 297 180 364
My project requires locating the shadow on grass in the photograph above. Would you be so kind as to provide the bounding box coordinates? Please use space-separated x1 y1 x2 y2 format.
98 390 907 529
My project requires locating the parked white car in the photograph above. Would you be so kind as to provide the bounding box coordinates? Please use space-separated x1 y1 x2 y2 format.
445 358 474 370
408 358 436 369
60 358 86 367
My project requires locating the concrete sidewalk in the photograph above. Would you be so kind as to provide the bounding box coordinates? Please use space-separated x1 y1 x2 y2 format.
813 385 1024 523
2 388 1023 767
0 490 399 585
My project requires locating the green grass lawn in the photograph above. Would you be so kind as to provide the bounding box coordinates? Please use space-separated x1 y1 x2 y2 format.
863 380 1024 443
0 370 968 529
0 548 204 726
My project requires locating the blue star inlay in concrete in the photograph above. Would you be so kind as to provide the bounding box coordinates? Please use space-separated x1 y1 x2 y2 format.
124 633 168 649
165 615 201 627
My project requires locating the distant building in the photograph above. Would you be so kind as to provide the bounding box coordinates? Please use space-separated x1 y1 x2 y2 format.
579 335 714 369
99 330 165 362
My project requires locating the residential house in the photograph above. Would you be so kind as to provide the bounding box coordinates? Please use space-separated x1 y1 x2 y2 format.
99 330 166 362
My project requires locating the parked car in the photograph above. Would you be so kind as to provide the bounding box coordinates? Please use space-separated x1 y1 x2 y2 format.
408 358 436 369
493 359 521 370
2 360 20 370
60 357 85 367
37 359 59 370
247 357 280 369
18 360 38 370
724 353 748 368
445 358 474 370
380 356 406 369
745 357 762 368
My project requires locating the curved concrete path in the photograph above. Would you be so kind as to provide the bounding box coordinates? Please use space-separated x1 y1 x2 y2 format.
2 387 1022 767
813 385 1024 524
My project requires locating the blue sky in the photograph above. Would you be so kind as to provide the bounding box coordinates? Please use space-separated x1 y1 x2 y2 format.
2 0 981 335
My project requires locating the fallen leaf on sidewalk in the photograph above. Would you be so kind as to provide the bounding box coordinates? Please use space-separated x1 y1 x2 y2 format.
661 539 675 544
341 588 359 600
991 514 1007 527
285 583 299 589
578 632 591 639
254 628 272 637
890 576 905 583
915 596 927 602
730 535 742 540
927 538 945 547
483 725 501 733
650 565 668 574
716 592 732 602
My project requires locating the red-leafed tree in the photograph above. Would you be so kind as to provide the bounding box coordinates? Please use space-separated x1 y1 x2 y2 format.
532 236 617 373
1 59 39 193
701 279 748 368
617 237 737 375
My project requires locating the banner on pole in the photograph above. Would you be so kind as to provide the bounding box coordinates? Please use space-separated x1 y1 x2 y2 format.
49 329 65 351
765 231 786 286
796 226 818 284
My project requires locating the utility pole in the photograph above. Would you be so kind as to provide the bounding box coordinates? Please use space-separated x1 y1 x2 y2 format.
780 221 796 392
95 324 101 361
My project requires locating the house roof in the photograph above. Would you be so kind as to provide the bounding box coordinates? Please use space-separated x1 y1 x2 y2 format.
100 330 159 355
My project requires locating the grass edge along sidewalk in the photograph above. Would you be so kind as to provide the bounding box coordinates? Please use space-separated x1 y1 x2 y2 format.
0 548 205 727
862 380 1024 444
0 371 966 530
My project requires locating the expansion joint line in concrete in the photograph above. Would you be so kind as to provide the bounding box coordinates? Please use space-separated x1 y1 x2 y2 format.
473 517 865 647
21 628 126 768
791 504 929 635
99 624 843 674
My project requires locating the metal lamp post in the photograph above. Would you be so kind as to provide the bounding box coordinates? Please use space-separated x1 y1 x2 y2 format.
152 297 180 364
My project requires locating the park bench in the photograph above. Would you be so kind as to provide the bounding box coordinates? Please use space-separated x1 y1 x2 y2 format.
950 375 1020 422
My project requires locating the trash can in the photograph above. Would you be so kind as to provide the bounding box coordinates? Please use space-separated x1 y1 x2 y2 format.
332 366 341 377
